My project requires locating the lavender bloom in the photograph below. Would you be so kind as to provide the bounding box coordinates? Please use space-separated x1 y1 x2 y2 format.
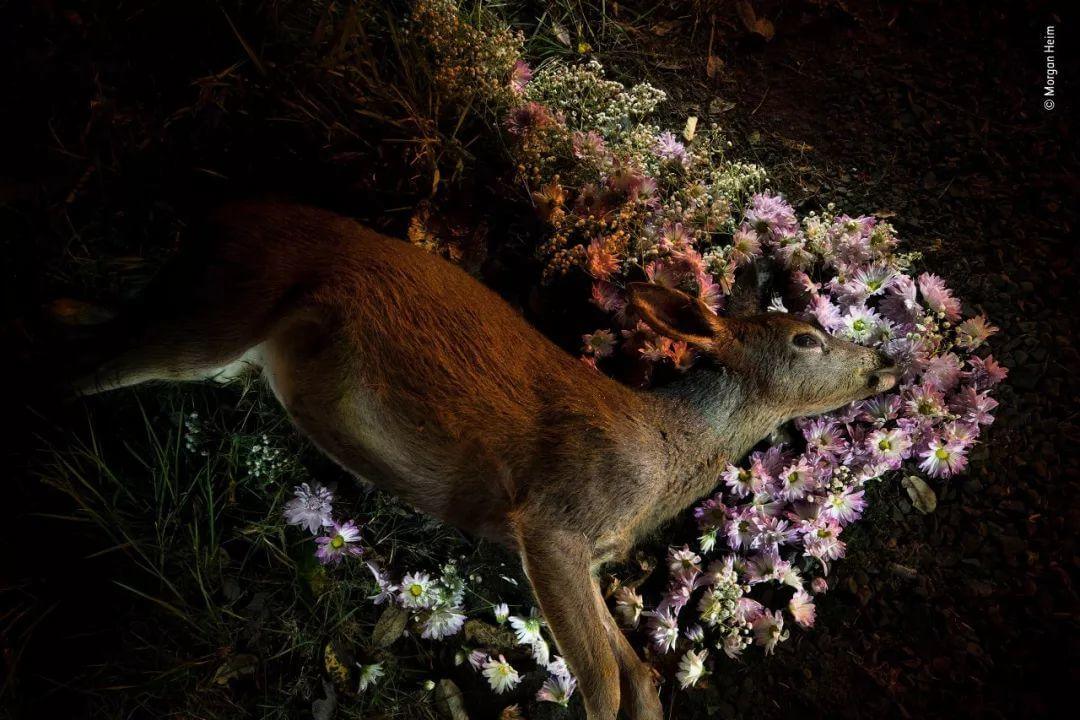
366 562 398 604
510 60 533 93
803 418 850 462
808 294 845 332
879 273 923 325
822 488 866 525
777 459 817 501
917 273 962 321
918 436 969 478
284 482 334 534
751 514 799 551
536 670 576 705
951 386 998 426
746 193 799 241
646 607 681 653
966 354 1008 390
803 521 847 567
654 131 689 165
904 383 948 421
314 521 363 565
922 353 963 392
866 427 913 468
856 394 902 426
730 224 763 266
725 511 756 551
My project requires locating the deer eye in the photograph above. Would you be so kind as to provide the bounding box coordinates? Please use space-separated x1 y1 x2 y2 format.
792 333 822 350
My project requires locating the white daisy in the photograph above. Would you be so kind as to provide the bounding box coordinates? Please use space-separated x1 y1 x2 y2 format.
356 662 384 692
399 572 436 609
421 605 466 640
508 611 544 646
676 648 708 688
482 655 521 694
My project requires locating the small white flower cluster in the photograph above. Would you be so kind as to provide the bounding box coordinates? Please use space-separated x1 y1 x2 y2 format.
246 435 287 482
182 411 207 456
525 60 665 140
695 566 753 658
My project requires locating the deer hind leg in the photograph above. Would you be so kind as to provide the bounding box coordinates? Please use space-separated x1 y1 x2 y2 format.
70 254 276 396
516 521 621 720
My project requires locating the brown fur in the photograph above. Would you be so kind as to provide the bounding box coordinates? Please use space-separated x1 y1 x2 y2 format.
74 202 897 720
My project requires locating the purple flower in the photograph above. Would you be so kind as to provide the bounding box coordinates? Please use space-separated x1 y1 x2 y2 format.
777 458 817 501
856 394 902 426
653 131 689 165
917 273 962 321
865 427 913 468
878 274 923 325
730 224 763 266
806 294 844 333
918 436 969 478
366 562 398 604
751 514 799 551
802 418 849 461
803 521 846 566
966 354 1008 390
284 482 334 534
693 494 728 529
510 60 533 93
922 352 963 392
725 509 757 550
746 193 799 241
951 386 998 426
315 520 363 565
646 607 681 653
904 383 948 421
822 487 866 525
745 547 792 585
752 610 785 655
722 462 767 499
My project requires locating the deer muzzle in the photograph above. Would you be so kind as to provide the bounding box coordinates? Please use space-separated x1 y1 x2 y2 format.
866 361 900 392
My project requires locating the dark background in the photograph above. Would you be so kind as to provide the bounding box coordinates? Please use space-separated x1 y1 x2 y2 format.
2 1 1077 718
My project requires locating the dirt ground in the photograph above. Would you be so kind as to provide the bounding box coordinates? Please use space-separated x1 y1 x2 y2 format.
1 1 1077 719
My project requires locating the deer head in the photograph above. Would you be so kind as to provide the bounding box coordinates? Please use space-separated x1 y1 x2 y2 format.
628 281 898 420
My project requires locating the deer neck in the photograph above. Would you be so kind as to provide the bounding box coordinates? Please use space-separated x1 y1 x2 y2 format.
645 366 785 509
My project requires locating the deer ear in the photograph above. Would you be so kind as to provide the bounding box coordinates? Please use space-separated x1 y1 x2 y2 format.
628 282 717 345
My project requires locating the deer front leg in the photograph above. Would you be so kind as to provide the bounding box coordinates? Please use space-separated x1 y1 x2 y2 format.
596 581 663 720
515 522 621 720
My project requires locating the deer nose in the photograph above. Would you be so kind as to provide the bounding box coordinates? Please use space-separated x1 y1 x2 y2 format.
867 366 899 392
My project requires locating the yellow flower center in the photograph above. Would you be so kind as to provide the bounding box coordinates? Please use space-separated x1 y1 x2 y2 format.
331 536 344 549
409 584 424 597
879 439 892 451
935 447 950 460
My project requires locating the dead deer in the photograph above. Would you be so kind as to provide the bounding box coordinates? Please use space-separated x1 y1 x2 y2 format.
71 202 898 720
